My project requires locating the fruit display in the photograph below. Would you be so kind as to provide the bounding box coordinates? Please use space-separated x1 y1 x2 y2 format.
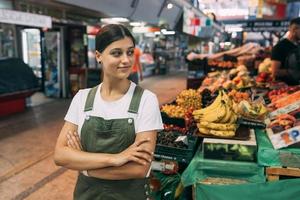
163 124 187 134
258 58 272 74
269 90 300 109
268 113 300 133
235 100 269 120
157 131 188 149
256 72 273 85
208 60 237 69
193 91 238 138
161 105 185 118
175 89 202 110
199 65 254 92
268 86 300 105
228 89 250 103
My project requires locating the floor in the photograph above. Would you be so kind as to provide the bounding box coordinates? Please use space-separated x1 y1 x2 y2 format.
0 70 187 200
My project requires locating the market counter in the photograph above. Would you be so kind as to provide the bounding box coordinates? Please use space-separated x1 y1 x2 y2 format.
181 130 300 200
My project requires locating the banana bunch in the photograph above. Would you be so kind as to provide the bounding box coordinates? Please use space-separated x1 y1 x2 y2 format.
161 104 185 118
193 90 238 137
176 89 202 110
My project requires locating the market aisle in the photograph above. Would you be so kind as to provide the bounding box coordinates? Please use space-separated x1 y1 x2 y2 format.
0 70 186 200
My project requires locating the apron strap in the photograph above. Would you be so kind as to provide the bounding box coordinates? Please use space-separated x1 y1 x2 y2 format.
84 86 99 112
128 86 144 114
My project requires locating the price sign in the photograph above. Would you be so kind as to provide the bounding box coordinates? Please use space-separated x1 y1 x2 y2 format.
267 126 300 149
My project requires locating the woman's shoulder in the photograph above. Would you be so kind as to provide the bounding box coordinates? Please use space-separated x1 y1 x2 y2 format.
72 86 98 103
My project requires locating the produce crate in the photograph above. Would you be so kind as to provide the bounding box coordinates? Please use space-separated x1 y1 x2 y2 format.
154 131 200 164
266 167 300 181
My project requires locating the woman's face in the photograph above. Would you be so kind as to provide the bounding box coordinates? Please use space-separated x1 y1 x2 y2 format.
97 37 134 80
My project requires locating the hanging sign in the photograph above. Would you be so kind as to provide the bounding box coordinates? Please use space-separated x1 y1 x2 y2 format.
0 9 52 28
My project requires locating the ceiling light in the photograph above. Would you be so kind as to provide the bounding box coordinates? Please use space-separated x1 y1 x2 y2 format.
101 17 129 24
129 22 146 27
167 3 173 9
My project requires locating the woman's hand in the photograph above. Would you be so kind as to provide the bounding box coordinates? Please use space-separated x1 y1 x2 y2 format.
66 131 82 151
111 138 153 167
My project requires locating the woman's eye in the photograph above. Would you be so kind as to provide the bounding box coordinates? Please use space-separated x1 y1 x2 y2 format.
127 50 134 56
111 51 122 57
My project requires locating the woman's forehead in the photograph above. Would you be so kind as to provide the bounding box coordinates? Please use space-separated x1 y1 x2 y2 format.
105 37 134 50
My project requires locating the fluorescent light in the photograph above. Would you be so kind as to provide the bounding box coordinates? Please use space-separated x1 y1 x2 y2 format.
154 31 161 35
101 17 129 24
162 30 175 35
129 22 146 27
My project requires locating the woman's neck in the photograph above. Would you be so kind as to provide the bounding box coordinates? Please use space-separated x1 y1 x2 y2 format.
101 78 131 101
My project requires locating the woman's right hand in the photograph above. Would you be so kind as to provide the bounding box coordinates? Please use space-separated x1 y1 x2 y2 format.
111 138 153 167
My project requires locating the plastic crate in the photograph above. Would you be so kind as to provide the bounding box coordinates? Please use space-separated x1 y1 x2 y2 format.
154 131 200 163
161 111 186 128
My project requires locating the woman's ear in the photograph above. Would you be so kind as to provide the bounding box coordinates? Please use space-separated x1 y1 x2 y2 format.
95 50 102 63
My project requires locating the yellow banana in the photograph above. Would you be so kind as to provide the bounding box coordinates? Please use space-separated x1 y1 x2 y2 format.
193 91 223 116
197 121 237 131
228 112 238 123
200 100 227 123
197 126 235 137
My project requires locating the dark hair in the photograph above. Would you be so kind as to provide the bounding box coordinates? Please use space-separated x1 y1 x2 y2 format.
290 17 300 26
96 24 135 53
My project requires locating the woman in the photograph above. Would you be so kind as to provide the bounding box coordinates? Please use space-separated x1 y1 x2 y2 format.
54 24 163 200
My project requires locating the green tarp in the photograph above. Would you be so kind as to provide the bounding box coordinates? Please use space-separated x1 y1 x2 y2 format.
195 178 300 200
181 149 265 187
255 129 300 167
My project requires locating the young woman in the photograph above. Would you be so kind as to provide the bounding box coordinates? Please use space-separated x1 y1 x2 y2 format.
54 24 163 200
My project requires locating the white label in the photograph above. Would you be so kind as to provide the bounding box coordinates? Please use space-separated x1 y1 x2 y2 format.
175 136 188 145
268 126 300 149
151 161 165 171
269 101 300 119
0 9 52 28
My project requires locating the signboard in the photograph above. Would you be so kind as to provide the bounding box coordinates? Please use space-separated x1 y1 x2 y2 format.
267 126 300 149
0 9 52 28
243 20 289 32
223 20 289 32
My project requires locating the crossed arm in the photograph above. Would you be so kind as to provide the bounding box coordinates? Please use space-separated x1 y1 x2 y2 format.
54 121 157 179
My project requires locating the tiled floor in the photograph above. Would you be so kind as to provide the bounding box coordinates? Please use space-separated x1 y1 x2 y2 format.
0 70 187 200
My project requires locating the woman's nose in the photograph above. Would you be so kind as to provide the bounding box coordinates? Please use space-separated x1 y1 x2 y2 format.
121 53 131 63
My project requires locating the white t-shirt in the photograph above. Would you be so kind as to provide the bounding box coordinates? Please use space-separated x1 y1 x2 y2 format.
64 82 163 137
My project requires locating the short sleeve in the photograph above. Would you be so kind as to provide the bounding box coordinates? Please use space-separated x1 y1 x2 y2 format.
136 92 163 133
64 90 83 125
271 44 282 62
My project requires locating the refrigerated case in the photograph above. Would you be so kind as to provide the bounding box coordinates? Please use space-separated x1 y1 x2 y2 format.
44 30 61 97
21 28 42 85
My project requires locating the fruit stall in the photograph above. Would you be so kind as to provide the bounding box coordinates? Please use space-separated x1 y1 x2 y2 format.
150 58 300 199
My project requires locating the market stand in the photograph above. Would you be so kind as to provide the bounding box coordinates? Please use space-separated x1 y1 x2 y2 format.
151 54 300 199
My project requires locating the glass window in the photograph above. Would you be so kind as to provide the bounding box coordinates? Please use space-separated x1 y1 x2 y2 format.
0 24 16 58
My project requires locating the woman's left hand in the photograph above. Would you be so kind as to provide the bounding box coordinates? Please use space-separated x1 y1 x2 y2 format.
66 130 82 151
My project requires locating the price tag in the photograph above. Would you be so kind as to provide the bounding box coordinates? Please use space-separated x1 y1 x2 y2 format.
268 126 300 149
175 135 188 145
269 100 300 119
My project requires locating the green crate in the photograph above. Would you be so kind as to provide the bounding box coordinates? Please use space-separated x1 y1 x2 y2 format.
154 131 200 163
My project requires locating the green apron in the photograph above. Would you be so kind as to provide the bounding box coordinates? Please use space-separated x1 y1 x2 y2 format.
74 85 150 200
